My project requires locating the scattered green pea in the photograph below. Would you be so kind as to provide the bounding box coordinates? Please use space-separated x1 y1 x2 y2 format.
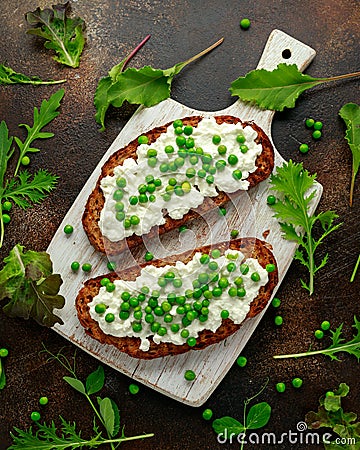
106 282 115 293
267 195 276 205
138 135 148 144
0 348 8 358
292 378 303 388
276 382 286 393
274 315 283 326
144 251 154 261
21 155 31 166
39 396 49 405
129 383 140 394
63 224 74 234
314 329 324 339
305 118 315 128
219 207 226 216
266 263 276 273
107 261 117 271
71 261 80 271
31 411 41 421
299 143 309 154
202 408 213 420
3 213 11 224
230 229 239 239
321 320 331 331
184 369 196 381
271 297 281 308
313 121 323 130
236 355 247 367
2 201 12 211
95 303 107 314
179 225 188 233
105 313 115 323
240 18 251 29
312 130 322 139
82 263 92 272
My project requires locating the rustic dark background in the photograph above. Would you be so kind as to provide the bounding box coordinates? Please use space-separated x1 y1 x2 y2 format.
0 1 359 449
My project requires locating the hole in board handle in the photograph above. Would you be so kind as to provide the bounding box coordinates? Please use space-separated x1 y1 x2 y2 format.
282 49 291 59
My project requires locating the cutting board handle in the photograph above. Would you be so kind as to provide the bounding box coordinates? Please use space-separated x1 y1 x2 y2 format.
256 29 316 71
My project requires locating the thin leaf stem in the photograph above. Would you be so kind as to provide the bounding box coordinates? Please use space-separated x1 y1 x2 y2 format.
350 254 360 282
324 70 360 83
273 341 360 359
350 168 356 207
122 35 151 72
181 37 224 67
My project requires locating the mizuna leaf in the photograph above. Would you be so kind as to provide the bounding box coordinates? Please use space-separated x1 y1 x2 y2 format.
0 63 66 85
25 2 86 68
230 64 360 111
339 102 360 206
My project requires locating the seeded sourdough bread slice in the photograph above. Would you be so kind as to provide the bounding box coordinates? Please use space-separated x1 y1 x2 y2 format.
76 237 278 360
82 116 274 255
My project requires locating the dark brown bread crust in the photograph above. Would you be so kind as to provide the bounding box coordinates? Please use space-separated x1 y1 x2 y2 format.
82 116 274 255
76 237 278 359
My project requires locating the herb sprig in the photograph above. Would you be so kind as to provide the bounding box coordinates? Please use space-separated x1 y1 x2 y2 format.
25 2 86 68
0 63 66 85
305 383 360 449
0 90 63 248
339 103 360 207
94 36 224 131
269 160 342 295
7 345 154 450
274 316 360 361
212 379 270 450
230 63 360 111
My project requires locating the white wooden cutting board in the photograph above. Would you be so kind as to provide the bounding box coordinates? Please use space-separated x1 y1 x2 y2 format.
47 29 320 406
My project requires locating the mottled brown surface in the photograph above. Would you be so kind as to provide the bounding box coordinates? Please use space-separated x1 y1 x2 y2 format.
0 1 360 449
83 116 274 255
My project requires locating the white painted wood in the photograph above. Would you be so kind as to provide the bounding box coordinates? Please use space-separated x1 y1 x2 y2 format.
47 30 320 406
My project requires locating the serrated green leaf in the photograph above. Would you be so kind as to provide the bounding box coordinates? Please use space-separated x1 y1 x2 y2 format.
339 103 360 206
86 366 105 395
25 2 86 68
63 376 86 395
246 402 271 429
229 63 324 111
0 63 66 85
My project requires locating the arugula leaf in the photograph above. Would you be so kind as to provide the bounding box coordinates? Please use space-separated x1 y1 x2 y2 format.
269 160 342 295
230 63 360 111
0 63 66 85
274 316 360 361
305 383 360 449
13 89 64 176
95 37 223 131
25 2 86 68
0 244 65 327
9 416 154 449
4 169 58 209
339 103 360 206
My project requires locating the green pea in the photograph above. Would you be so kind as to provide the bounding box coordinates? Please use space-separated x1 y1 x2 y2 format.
251 272 260 282
157 326 167 336
271 297 281 308
236 134 246 144
159 163 169 173
219 207 226 216
202 408 213 420
228 154 238 165
2 213 10 224
186 167 196 178
184 369 196 381
233 169 242 180
240 18 251 29
174 126 183 135
305 118 315 128
39 396 49 405
212 135 221 144
82 263 92 272
227 262 236 272
138 135 148 144
217 144 227 155
107 261 117 271
129 383 140 394
123 219 131 229
119 311 130 320
211 249 221 258
234 277 243 286
173 119 183 128
314 329 324 339
189 155 199 165
221 310 229 319
292 377 303 388
274 315 283 326
179 225 187 233
321 320 331 331
31 411 41 421
116 177 127 188
129 195 138 206
63 224 74 234
267 195 276 205
105 313 115 323
115 202 124 212
312 130 322 139
116 211 125 221
71 261 80 271
187 337 197 347
144 251 154 261
230 229 239 239
208 261 218 271
21 155 30 166
95 303 107 314
185 137 195 149
212 287 222 297
165 145 174 154
240 144 248 153
130 215 140 225
113 189 124 201
237 287 246 297
206 175 214 184
148 157 157 167
218 277 229 289
215 160 226 171
240 264 249 274
2 201 12 211
276 382 286 393
197 169 206 178
200 254 210 264
228 287 237 297
138 194 148 203
236 355 247 367
314 121 323 130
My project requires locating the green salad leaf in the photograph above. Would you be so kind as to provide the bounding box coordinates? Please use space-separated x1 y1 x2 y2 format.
269 160 342 295
229 63 360 111
95 36 223 131
305 383 360 449
274 316 360 361
339 103 360 206
25 2 86 68
0 244 65 327
0 63 66 85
